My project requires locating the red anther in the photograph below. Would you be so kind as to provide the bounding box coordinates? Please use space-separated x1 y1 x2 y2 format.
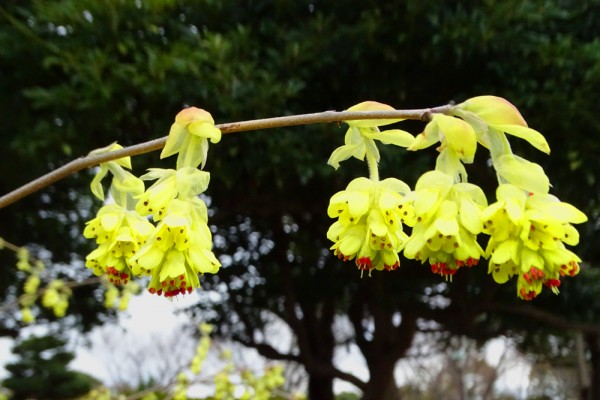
356 257 372 270
456 260 465 267
170 280 175 286
179 275 185 280
430 263 440 274
385 261 399 271
187 287 193 293
466 258 478 267
523 272 532 284
180 281 186 287
161 281 167 287
442 265 457 275
519 288 537 301
120 272 129 279
149 288 156 294
157 289 163 296
544 279 561 288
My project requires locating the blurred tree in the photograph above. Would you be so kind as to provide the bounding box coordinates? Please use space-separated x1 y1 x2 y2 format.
0 1 599 400
2 335 97 399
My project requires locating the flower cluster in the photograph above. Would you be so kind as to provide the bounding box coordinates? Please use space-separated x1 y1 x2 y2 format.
327 97 587 300
84 108 222 297
484 184 587 299
327 177 413 273
403 171 486 278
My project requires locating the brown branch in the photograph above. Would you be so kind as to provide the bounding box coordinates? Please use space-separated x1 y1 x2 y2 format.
483 302 600 335
0 105 452 210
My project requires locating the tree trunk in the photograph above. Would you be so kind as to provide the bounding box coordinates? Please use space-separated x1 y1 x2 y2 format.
362 357 401 400
588 333 600 400
307 374 335 400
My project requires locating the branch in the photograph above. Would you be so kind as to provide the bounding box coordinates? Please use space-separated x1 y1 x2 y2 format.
483 302 600 335
0 105 451 210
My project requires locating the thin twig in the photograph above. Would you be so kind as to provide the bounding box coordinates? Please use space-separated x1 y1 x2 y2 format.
0 105 451 210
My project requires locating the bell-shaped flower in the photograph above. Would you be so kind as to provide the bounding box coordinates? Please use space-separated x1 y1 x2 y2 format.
483 184 587 300
84 204 155 284
327 176 413 273
136 168 210 221
162 107 222 169
328 101 414 169
403 171 487 278
130 197 221 297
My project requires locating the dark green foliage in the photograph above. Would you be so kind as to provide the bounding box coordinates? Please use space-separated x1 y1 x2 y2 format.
2 335 97 399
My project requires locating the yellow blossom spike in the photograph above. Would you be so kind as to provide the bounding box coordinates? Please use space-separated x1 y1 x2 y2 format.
403 171 486 277
482 183 587 300
327 176 412 272
130 198 220 297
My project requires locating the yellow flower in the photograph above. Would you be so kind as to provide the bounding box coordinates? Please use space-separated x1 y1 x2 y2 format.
327 177 412 272
162 107 222 169
403 171 487 278
84 204 154 283
130 198 220 297
135 168 210 220
409 114 477 162
483 184 587 300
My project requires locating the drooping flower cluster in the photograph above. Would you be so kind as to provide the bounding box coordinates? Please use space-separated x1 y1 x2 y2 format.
326 97 587 300
483 184 587 300
84 143 153 285
84 108 222 297
327 177 413 273
403 171 486 278
84 204 154 284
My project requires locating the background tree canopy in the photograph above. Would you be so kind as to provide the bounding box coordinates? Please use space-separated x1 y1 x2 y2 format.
1 1 600 399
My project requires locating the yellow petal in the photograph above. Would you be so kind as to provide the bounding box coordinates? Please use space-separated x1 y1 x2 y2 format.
491 240 518 264
379 191 402 210
435 115 477 163
159 250 186 282
520 247 544 272
494 154 550 194
176 168 211 197
100 212 121 232
347 192 371 219
161 122 187 159
460 197 483 234
435 217 459 236
379 178 411 196
367 210 388 236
